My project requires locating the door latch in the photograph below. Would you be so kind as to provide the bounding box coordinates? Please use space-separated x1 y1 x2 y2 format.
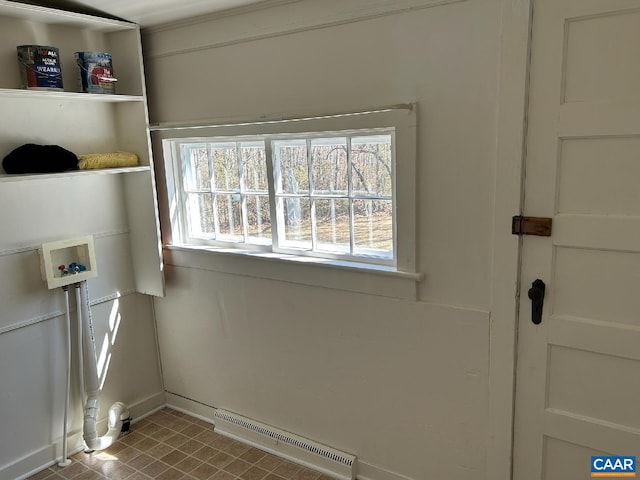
512 216 552 236
528 279 546 325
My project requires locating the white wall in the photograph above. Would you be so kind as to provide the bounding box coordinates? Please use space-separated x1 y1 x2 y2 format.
145 0 503 478
0 175 165 479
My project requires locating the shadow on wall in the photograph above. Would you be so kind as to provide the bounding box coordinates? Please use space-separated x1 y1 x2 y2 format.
96 297 122 390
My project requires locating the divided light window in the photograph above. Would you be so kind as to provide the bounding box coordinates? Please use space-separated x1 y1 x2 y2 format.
175 129 395 265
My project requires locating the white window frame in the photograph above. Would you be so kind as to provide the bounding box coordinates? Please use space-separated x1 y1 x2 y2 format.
169 129 396 266
269 130 395 266
156 106 417 279
177 138 273 250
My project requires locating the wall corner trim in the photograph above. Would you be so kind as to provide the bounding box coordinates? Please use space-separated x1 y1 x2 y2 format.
487 0 533 480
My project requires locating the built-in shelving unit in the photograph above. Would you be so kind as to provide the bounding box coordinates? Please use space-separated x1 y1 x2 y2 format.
0 0 164 296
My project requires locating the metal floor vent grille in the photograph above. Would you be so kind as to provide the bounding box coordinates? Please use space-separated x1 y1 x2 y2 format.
213 409 356 480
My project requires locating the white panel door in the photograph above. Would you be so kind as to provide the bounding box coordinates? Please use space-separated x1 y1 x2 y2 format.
513 1 640 479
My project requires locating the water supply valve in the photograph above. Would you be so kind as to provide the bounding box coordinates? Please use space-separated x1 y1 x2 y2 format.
39 236 97 289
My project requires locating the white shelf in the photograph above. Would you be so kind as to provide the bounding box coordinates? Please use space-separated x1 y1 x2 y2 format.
0 88 145 103
0 0 137 31
0 166 151 183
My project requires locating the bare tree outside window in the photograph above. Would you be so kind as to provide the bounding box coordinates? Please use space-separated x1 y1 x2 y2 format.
176 129 394 263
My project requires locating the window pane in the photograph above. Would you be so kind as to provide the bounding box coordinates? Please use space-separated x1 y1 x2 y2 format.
315 198 350 254
351 135 392 197
175 129 396 263
181 144 210 190
274 139 309 194
353 199 393 257
211 143 239 191
246 195 271 245
187 193 214 236
279 197 311 248
215 194 243 241
311 138 348 195
241 142 268 193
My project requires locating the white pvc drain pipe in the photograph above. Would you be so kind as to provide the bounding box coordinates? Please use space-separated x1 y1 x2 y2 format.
78 280 130 452
75 285 84 406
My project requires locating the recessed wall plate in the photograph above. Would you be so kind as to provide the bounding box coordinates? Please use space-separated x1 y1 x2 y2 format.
39 235 98 289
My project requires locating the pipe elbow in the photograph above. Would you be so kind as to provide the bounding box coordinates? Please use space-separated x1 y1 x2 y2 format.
108 402 128 428
83 402 129 451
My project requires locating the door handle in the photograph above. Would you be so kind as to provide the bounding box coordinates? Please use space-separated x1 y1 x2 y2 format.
527 279 546 325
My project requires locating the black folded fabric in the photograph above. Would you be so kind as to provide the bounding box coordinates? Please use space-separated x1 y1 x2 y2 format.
2 143 79 174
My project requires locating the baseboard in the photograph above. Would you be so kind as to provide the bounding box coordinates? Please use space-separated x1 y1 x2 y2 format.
356 462 416 480
2 432 82 480
214 409 356 480
2 390 166 480
4 390 417 480
165 394 415 480
165 391 216 424
129 391 168 424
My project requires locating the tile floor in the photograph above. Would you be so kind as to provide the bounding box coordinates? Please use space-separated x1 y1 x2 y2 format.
28 407 334 480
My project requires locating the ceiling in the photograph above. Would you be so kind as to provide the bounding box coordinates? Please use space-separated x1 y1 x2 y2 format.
16 0 271 27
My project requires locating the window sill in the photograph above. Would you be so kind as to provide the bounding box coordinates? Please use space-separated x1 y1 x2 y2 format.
163 244 423 300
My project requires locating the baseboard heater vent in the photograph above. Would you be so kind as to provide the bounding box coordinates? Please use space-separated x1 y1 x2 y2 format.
213 409 356 480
